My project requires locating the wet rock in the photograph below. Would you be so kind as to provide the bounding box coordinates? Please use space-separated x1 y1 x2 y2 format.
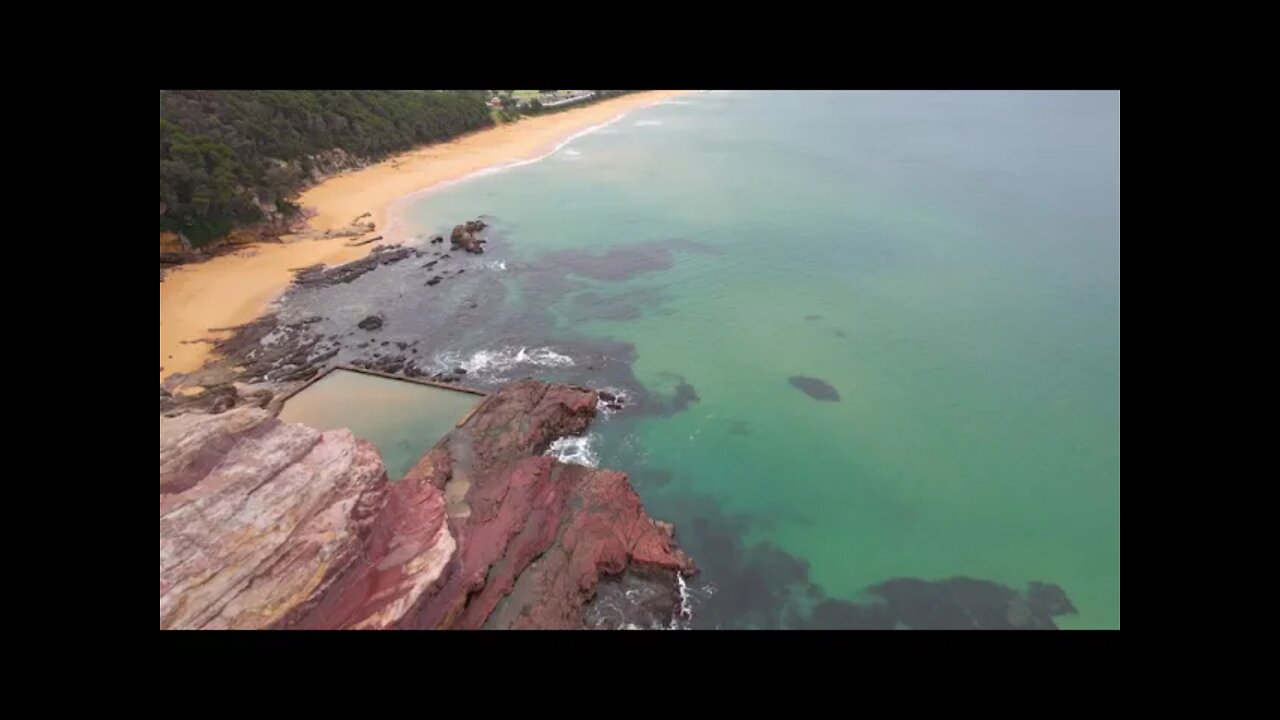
449 221 488 254
1027 581 1078 617
160 383 241 417
232 383 275 410
309 348 339 365
453 368 467 375
272 365 319 383
294 245 413 288
357 315 383 331
373 355 407 374
585 568 685 630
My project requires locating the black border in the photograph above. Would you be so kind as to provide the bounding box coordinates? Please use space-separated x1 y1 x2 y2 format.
159 16 1120 91
158 42 1119 653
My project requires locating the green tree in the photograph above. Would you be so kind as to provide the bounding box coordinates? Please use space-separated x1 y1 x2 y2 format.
159 90 494 246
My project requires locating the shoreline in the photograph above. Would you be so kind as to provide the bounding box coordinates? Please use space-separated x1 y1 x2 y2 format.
160 90 693 383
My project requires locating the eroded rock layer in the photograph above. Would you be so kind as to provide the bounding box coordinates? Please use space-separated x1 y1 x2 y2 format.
159 380 695 630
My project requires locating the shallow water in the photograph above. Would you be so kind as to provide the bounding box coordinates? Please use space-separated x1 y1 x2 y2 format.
277 369 482 479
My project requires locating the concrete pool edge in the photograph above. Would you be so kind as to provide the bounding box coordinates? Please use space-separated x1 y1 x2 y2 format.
276 364 491 410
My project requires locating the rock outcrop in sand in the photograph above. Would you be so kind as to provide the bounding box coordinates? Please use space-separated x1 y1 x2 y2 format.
159 380 695 629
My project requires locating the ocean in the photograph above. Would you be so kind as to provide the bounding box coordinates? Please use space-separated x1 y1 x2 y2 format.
272 90 1120 629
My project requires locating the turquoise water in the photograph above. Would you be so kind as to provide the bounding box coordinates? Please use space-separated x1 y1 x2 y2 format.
289 91 1120 628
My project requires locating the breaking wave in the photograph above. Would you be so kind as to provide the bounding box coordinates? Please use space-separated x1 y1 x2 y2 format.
585 572 715 631
380 107 643 238
430 346 574 376
546 434 599 467
669 573 694 629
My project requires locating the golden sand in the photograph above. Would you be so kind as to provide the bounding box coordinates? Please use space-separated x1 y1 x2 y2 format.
160 90 692 381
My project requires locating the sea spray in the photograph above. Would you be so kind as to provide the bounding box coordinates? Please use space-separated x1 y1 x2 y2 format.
431 346 574 378
546 434 599 467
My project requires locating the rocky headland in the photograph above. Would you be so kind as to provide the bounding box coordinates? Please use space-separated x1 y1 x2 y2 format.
159 379 695 629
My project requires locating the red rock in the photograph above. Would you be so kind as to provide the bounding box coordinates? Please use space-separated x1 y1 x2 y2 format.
319 380 695 629
291 460 454 629
489 467 695 629
160 380 696 630
159 408 389 629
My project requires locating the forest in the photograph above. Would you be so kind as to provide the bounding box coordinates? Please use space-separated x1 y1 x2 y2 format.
159 90 493 245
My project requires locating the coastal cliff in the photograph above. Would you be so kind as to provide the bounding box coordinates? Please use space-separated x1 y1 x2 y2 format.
159 380 695 630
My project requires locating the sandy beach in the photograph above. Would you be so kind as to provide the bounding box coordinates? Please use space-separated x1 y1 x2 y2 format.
160 90 692 382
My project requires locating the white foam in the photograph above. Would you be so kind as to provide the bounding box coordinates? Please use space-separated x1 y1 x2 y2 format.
381 96 684 243
546 434 599 468
563 148 582 158
484 260 507 271
385 110 633 221
634 120 663 127
432 346 575 376
674 573 693 623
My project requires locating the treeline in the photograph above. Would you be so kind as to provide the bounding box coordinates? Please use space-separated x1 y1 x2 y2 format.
160 90 493 246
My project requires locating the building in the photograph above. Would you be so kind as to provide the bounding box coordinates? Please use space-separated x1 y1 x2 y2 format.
537 91 597 108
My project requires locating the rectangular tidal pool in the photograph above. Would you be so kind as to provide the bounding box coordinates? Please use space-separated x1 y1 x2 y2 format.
277 368 484 479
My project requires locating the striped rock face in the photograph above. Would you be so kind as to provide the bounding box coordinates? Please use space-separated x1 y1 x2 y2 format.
160 381 695 630
160 407 392 629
